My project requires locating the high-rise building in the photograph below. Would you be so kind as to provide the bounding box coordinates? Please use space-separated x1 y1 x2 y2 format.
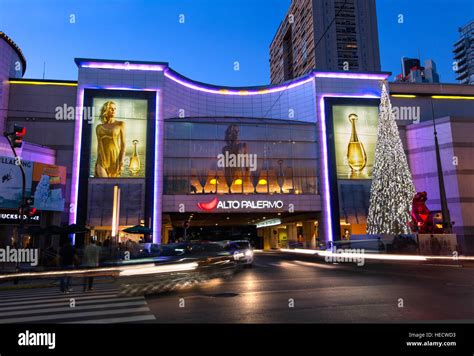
269 0 381 84
402 58 421 79
395 57 440 83
453 20 474 85
424 59 440 83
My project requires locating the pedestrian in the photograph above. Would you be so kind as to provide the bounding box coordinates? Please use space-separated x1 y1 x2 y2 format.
104 237 111 248
82 238 101 292
59 238 76 293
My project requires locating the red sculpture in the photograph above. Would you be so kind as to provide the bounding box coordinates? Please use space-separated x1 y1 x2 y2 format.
410 191 444 233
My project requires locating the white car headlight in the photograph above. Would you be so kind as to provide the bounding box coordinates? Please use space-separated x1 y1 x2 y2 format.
244 249 253 257
234 252 244 260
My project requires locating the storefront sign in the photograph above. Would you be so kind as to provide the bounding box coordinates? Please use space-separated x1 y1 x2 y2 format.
197 197 284 211
0 210 40 225
256 218 282 228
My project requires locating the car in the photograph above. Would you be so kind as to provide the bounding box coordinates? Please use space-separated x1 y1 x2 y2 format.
225 240 254 267
186 241 229 257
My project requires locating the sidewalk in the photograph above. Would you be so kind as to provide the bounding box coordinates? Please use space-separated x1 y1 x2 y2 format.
0 275 117 291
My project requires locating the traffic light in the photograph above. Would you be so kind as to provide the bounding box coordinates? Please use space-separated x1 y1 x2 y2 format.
12 125 26 148
23 197 37 217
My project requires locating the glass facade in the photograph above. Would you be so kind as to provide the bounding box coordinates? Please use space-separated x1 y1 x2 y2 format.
163 119 318 195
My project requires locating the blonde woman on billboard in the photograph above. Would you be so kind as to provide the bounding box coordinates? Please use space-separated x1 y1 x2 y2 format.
95 101 126 178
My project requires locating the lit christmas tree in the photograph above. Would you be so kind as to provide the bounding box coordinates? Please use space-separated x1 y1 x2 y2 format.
367 81 416 235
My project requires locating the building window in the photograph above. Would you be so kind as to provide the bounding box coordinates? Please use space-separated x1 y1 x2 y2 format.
163 120 319 195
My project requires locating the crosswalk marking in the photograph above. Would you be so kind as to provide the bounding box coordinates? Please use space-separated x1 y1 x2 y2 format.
0 306 152 323
1 296 143 312
65 314 157 324
0 285 117 300
0 284 156 324
0 291 118 306
0 284 116 298
0 300 147 318
0 288 117 300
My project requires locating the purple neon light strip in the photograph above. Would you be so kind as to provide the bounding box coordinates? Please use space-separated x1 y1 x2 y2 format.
164 69 315 95
164 69 387 96
85 85 159 91
314 72 388 80
79 60 387 95
318 93 380 243
70 87 85 226
153 91 162 243
80 62 165 72
70 85 161 242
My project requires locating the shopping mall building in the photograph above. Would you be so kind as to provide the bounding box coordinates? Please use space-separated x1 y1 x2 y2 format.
1 33 474 253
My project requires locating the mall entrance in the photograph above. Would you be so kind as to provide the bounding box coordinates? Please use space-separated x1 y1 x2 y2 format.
162 212 320 250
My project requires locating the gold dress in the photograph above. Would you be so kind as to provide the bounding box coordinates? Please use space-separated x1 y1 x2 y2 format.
95 123 123 177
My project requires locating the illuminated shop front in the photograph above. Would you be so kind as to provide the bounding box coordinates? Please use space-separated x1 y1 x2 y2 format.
65 58 390 248
3 31 474 252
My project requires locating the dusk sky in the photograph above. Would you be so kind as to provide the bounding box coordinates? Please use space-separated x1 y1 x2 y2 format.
1 0 473 86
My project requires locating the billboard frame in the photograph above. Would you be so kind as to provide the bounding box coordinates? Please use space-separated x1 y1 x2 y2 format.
323 97 380 241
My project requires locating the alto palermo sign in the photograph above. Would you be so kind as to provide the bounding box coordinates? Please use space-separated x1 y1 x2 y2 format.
197 197 284 212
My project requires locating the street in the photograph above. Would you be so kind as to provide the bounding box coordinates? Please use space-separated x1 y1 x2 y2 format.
147 251 474 323
0 251 473 323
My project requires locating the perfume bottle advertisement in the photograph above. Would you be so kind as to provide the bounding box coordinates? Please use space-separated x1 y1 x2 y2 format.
89 97 148 178
332 105 378 180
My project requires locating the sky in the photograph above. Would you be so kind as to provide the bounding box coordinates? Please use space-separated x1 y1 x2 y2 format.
1 0 473 86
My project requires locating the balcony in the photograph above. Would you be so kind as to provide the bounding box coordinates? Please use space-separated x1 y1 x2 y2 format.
456 70 469 81
453 40 466 52
453 49 466 60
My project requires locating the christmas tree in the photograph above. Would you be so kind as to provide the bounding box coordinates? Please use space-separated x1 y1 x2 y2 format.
367 81 416 235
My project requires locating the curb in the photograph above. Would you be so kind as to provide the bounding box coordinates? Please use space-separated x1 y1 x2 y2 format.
0 283 56 291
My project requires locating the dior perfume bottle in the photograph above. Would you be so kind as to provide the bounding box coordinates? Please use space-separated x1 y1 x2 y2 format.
346 113 367 172
129 139 141 176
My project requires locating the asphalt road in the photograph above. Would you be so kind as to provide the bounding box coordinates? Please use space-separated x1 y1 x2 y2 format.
0 252 472 324
145 251 474 323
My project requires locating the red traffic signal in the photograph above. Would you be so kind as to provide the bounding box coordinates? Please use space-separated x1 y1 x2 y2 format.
12 125 26 148
23 197 37 217
24 206 37 217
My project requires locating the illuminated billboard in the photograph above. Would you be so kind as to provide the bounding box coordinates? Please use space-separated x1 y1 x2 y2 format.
332 105 378 179
0 156 33 209
32 163 66 212
89 97 148 178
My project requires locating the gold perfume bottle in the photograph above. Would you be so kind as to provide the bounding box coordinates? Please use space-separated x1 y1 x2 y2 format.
346 113 367 172
129 139 141 176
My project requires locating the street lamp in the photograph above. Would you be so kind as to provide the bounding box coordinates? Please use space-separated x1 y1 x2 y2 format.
430 100 452 233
